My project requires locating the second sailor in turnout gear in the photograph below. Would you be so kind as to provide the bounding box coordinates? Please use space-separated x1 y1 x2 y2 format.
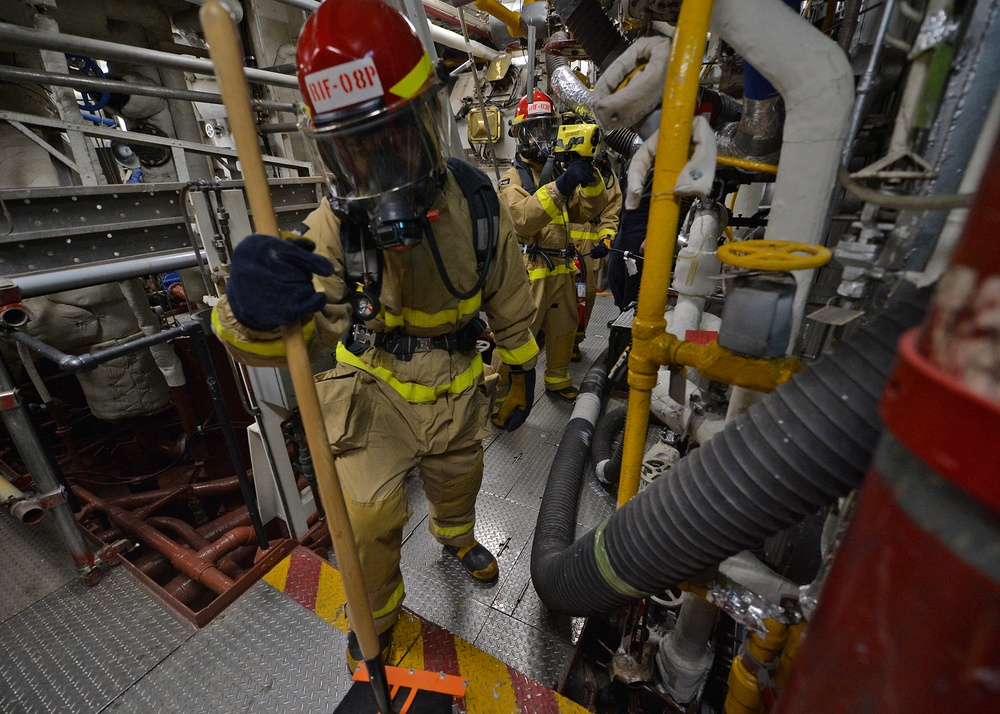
496 91 609 403
210 0 538 672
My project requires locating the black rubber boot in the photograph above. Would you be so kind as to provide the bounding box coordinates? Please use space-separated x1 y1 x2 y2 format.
548 384 580 400
445 541 499 583
346 628 393 673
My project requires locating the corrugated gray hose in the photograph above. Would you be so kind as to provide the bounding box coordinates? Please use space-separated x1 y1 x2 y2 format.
531 284 930 615
548 0 630 71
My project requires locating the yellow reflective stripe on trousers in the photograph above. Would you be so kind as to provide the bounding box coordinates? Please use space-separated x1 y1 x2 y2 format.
432 520 474 538
527 263 576 281
382 292 482 329
373 581 406 620
544 373 572 384
335 343 483 403
536 184 563 221
212 308 316 358
497 337 539 366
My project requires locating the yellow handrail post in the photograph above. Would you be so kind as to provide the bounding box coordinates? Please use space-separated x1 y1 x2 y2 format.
617 0 715 508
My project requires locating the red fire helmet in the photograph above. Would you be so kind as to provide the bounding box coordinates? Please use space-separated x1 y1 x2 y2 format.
510 89 559 162
295 0 446 213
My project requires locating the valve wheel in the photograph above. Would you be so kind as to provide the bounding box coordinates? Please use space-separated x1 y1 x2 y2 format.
717 240 832 271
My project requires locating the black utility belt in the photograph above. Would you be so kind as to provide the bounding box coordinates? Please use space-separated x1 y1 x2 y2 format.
520 244 575 270
351 319 485 359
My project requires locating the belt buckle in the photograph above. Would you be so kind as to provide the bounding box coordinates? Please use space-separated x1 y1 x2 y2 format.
415 336 433 352
353 324 376 346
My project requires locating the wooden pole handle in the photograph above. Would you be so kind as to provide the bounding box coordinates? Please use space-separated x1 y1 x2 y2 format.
199 0 384 664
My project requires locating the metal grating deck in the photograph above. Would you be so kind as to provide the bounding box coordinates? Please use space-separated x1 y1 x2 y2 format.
0 294 623 712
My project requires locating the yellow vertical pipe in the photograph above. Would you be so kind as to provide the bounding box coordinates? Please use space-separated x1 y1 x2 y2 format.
616 0 714 507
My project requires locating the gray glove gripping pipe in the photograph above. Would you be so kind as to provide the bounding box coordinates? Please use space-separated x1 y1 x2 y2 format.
531 284 930 615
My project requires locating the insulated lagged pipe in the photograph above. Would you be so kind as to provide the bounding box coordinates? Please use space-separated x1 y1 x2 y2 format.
545 33 598 124
618 0 713 506
531 284 930 615
711 0 855 351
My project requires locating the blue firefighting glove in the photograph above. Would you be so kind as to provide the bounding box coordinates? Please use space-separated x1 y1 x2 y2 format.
491 366 535 432
589 237 611 259
227 234 334 332
555 160 597 196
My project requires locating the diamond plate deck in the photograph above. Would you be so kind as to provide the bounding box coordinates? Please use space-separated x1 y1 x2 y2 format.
105 581 354 714
0 569 192 714
0 514 79 624
474 607 576 689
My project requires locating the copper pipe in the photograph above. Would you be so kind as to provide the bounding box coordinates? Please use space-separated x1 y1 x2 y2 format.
72 485 235 595
148 516 245 577
135 507 252 577
161 530 257 601
146 516 212 549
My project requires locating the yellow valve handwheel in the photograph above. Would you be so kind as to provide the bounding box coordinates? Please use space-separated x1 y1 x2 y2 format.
717 240 832 271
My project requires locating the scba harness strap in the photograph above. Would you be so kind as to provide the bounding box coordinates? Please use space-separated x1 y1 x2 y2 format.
351 317 487 359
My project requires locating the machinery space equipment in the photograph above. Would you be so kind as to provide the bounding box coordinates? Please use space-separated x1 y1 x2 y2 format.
0 0 998 712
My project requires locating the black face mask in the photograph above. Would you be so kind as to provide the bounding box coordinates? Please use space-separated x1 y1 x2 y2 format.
369 174 440 251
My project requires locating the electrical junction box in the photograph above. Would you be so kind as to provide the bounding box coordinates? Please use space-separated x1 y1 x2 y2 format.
717 274 796 358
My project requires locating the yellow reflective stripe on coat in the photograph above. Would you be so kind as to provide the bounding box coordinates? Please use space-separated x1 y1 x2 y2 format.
580 179 605 197
335 343 483 403
599 227 616 239
536 185 563 221
382 292 482 329
527 263 576 281
570 228 599 241
497 337 539 366
389 53 433 100
432 520 474 538
212 308 316 358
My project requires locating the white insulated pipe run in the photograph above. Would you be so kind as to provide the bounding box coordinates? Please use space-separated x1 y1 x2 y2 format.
667 203 725 340
118 279 188 388
712 0 854 350
429 22 503 61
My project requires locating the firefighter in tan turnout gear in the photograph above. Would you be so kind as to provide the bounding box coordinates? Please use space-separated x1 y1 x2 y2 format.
495 91 609 404
210 0 538 671
570 152 622 361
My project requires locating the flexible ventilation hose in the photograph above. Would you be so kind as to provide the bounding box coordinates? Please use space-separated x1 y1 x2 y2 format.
604 128 642 159
592 405 628 484
548 0 629 71
531 284 930 614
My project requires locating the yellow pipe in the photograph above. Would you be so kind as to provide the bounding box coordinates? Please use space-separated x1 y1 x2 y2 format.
652 333 802 393
473 0 524 38
617 0 715 508
773 620 806 687
717 155 779 175
724 619 788 714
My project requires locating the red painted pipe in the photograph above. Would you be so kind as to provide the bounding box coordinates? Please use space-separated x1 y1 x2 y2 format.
72 486 235 595
162 528 258 602
134 507 252 578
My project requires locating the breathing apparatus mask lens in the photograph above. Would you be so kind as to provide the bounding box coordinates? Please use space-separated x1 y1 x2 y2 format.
302 93 446 250
515 115 557 162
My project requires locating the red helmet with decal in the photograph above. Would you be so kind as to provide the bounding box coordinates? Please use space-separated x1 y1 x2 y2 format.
296 0 445 222
510 89 558 163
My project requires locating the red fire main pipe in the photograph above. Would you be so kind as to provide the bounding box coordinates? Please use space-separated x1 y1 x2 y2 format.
72 486 235 596
162 527 258 602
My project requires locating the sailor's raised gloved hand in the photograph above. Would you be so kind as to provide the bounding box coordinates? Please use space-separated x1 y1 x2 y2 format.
589 237 611 259
227 234 334 332
555 160 597 196
491 366 535 432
